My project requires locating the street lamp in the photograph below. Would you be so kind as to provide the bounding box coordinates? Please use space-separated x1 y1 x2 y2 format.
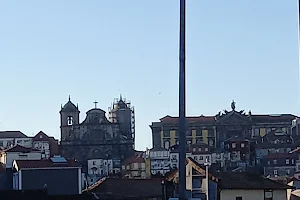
204 158 211 200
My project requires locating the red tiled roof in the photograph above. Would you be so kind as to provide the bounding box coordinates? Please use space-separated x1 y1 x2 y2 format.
264 153 296 159
157 114 297 125
2 144 40 153
159 115 215 124
123 155 145 165
15 159 81 169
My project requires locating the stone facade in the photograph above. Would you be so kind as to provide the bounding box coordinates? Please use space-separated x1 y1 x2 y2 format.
59 97 134 172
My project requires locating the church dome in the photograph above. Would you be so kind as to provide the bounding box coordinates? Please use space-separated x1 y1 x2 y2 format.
83 108 109 124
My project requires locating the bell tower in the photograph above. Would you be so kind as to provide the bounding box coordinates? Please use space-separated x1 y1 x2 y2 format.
60 96 80 141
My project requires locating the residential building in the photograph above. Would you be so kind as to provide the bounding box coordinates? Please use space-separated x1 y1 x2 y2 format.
0 145 42 168
190 143 213 165
12 156 82 195
169 144 191 169
263 153 297 177
86 158 121 185
0 131 32 149
121 154 147 179
166 157 293 200
166 157 218 199
32 131 59 158
148 146 170 176
59 97 134 172
211 148 230 168
219 172 293 200
224 137 251 168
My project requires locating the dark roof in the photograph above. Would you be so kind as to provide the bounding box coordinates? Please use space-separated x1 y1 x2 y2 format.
14 158 81 169
60 100 79 112
2 144 40 153
251 114 297 123
87 178 162 198
159 115 215 125
218 172 294 190
32 131 51 141
0 131 27 138
150 146 168 151
152 114 297 126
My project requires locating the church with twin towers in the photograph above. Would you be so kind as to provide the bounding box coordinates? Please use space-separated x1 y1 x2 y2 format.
59 95 135 171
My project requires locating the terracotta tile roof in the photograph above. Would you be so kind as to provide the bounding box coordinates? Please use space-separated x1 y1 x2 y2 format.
219 172 294 190
159 115 215 124
87 178 163 198
155 114 297 125
2 144 40 153
15 158 81 169
0 131 28 138
264 153 296 159
123 155 145 165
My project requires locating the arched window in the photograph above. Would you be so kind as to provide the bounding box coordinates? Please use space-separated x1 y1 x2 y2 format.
67 116 73 125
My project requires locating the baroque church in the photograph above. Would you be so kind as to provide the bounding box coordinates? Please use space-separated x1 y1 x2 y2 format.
59 96 135 171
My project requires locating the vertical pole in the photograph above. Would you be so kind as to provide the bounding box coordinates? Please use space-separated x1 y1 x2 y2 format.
206 164 209 200
178 0 186 200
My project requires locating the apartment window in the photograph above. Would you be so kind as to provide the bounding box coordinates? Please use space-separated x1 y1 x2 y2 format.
236 197 242 200
232 143 236 148
287 169 290 175
196 130 202 137
254 129 259 136
241 143 245 148
200 156 203 160
264 190 273 200
163 131 169 137
206 156 210 162
193 148 196 152
268 161 270 165
205 148 208 152
292 159 295 164
286 159 289 164
273 160 277 165
273 170 278 175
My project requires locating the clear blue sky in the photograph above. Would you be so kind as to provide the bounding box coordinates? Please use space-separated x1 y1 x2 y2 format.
0 1 299 150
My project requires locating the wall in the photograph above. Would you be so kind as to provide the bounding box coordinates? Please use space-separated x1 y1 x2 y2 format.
5 152 42 168
33 141 50 158
21 168 80 195
87 159 113 175
220 189 287 200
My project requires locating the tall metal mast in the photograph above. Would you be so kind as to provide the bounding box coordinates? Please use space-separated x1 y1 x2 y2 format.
178 0 186 199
